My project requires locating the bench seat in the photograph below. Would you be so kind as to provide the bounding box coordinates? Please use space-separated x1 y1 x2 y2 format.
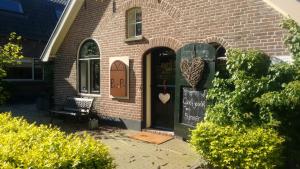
50 97 94 121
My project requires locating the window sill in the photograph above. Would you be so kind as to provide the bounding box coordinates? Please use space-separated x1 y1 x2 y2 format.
78 93 101 98
125 35 143 42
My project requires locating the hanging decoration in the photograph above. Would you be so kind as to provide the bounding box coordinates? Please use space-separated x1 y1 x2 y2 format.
158 80 170 104
180 46 205 89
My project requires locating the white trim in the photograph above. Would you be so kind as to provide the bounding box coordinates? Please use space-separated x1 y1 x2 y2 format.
127 7 142 38
41 0 85 62
77 38 102 96
262 0 300 24
261 0 288 17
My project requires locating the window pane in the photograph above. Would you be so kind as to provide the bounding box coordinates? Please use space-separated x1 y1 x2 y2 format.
6 61 32 79
34 60 43 80
127 9 135 24
90 59 100 93
79 40 100 58
128 23 136 38
136 10 142 22
127 8 142 38
136 23 142 36
79 60 88 93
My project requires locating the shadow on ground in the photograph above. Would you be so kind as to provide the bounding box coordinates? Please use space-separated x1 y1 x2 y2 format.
0 104 206 169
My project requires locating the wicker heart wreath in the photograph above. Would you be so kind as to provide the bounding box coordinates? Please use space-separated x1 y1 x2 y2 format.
180 57 205 89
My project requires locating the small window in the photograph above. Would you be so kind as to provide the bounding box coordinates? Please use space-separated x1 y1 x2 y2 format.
5 58 44 81
78 39 100 94
210 42 227 77
127 8 142 39
0 0 23 14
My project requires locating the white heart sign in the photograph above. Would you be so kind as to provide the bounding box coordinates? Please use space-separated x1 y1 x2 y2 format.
158 93 170 104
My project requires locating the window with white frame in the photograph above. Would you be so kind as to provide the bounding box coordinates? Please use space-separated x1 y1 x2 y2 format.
0 0 23 14
127 7 142 38
4 58 43 81
78 39 100 94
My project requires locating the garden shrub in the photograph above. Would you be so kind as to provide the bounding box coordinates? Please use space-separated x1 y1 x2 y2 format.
191 22 300 167
255 80 300 166
0 113 115 169
190 122 284 169
205 49 277 127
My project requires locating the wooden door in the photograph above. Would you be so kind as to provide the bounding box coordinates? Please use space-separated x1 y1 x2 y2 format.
174 43 216 139
151 48 176 130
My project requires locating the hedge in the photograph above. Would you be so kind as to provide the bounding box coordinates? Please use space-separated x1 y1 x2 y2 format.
0 113 115 169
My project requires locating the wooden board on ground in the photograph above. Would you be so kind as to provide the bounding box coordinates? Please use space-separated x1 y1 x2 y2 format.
128 132 173 144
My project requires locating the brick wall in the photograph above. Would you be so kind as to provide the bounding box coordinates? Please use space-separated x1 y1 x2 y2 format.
53 0 289 123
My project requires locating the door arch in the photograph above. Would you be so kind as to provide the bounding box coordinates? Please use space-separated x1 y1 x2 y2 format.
143 47 176 131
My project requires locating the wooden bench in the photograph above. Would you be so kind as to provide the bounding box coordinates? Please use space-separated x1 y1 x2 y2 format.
50 97 94 122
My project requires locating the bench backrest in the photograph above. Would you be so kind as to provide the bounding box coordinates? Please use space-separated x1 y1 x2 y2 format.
63 97 94 114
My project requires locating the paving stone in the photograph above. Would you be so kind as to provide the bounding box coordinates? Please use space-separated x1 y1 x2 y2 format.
0 104 206 169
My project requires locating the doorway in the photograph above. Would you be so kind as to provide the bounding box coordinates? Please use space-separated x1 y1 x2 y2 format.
144 47 176 131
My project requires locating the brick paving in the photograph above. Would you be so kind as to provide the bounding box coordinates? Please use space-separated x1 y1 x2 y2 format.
0 104 205 169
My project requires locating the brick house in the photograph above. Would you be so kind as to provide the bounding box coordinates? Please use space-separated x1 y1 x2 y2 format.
41 0 299 136
0 0 67 102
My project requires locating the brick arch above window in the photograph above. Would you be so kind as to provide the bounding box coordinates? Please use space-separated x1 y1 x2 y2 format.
120 0 181 19
95 0 180 36
203 37 230 49
138 37 183 57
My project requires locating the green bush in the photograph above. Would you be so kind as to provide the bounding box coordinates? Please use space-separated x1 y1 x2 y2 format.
190 122 284 169
0 113 115 169
192 18 300 168
206 49 276 127
255 80 300 165
206 48 300 127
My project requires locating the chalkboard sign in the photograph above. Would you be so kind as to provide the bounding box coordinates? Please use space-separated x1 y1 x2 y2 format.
181 87 207 126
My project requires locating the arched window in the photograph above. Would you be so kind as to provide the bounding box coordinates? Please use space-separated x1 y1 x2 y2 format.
126 7 142 39
210 42 227 77
78 39 100 94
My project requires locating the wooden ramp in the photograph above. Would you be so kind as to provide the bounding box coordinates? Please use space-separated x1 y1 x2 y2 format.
128 132 173 144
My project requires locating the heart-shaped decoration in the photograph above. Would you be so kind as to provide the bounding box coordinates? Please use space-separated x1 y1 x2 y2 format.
180 57 205 89
158 93 171 104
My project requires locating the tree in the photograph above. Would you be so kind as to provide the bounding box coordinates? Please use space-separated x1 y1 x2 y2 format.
0 32 23 104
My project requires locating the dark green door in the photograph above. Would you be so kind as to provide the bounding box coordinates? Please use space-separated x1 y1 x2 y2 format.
151 47 176 130
174 43 216 139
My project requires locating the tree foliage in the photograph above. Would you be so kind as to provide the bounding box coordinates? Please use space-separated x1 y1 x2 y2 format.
0 32 23 104
282 19 300 65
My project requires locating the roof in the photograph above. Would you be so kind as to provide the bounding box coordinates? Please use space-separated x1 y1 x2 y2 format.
41 0 84 62
263 0 300 24
0 0 68 41
50 0 69 6
40 0 300 62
